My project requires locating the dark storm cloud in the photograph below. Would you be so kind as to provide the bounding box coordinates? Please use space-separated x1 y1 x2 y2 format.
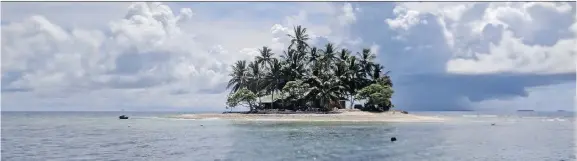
392 73 576 111
347 2 577 111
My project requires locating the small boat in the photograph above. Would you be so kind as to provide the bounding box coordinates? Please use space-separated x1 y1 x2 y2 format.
119 115 129 119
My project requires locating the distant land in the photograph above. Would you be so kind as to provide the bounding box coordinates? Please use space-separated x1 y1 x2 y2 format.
517 110 535 112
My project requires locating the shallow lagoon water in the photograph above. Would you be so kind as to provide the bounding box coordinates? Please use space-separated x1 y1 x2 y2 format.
1 111 575 161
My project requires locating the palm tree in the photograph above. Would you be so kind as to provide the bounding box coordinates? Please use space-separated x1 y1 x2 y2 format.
338 49 351 63
334 59 349 108
256 46 275 69
320 43 337 72
281 47 307 81
370 63 383 81
264 59 283 109
342 55 361 109
248 61 263 107
226 25 395 112
226 60 249 94
369 63 394 87
358 48 376 88
308 47 319 64
287 25 310 55
303 74 345 111
383 74 393 87
307 47 321 77
282 25 313 109
358 48 375 75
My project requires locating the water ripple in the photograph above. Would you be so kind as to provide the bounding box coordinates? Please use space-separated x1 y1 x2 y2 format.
2 112 574 161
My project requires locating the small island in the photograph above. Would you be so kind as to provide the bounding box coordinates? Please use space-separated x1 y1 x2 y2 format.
174 25 443 122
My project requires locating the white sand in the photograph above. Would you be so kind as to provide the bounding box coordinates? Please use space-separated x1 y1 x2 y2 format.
170 109 445 123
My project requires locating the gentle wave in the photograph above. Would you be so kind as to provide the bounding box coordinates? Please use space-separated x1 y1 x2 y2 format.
543 118 567 122
200 117 222 120
461 115 498 118
522 116 548 119
456 115 573 123
141 116 198 121
2 111 574 161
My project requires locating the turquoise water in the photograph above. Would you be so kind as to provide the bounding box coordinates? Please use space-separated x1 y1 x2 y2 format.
1 111 575 161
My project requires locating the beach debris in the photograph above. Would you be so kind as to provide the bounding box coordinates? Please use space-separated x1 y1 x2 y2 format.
390 137 397 142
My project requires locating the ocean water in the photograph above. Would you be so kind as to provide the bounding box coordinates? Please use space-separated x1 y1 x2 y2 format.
1 111 575 161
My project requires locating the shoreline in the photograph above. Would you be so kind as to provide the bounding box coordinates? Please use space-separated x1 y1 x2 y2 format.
169 110 446 123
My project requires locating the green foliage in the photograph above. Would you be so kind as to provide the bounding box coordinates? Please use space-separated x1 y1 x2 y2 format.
226 88 257 111
247 61 264 95
282 80 309 100
225 25 395 112
356 84 394 112
375 75 393 87
226 60 248 94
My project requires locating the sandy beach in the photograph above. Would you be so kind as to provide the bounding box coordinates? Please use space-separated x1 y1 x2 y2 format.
171 109 446 122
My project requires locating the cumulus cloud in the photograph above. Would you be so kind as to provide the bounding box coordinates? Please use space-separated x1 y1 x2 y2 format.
0 2 131 29
385 5 426 30
338 3 357 26
1 2 363 111
351 2 575 111
2 2 573 111
256 2 361 55
386 2 576 74
2 2 227 94
1 2 252 110
446 31 576 74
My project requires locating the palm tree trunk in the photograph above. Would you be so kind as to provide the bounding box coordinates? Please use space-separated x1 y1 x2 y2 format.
258 95 262 110
349 95 355 109
257 77 261 110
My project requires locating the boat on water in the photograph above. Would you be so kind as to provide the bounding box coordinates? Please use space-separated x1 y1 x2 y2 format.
119 115 129 119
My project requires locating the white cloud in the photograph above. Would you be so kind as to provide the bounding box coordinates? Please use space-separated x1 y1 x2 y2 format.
370 43 380 56
256 2 361 55
2 2 248 110
385 5 425 31
1 2 573 112
447 31 576 74
0 2 131 29
338 3 357 26
386 2 576 74
1 2 363 111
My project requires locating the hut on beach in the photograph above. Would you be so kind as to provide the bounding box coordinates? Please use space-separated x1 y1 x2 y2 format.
257 93 288 110
257 93 350 111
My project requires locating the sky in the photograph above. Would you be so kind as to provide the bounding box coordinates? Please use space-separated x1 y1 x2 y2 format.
1 2 575 111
